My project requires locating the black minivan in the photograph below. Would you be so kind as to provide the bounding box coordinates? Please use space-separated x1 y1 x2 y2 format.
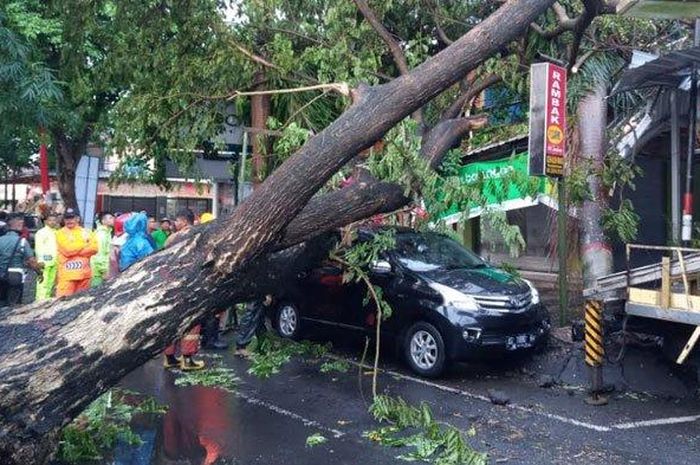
272 227 551 377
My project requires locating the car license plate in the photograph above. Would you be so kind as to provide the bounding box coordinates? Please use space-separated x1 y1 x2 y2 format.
506 334 535 350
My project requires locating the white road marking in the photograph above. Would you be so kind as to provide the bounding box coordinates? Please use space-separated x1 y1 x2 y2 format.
612 414 700 430
235 390 345 438
330 355 700 433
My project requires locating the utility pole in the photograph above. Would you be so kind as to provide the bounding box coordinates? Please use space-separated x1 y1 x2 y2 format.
682 19 700 245
557 178 568 325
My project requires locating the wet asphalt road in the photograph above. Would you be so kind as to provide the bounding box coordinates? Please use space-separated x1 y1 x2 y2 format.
113 333 700 465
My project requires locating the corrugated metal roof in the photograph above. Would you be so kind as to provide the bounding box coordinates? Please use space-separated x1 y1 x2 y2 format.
614 47 700 94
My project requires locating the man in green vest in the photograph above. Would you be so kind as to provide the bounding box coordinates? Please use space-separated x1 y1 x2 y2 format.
91 212 114 287
35 213 59 300
151 218 172 250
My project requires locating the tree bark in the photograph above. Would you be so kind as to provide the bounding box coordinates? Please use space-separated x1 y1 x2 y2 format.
578 82 613 290
251 70 271 185
0 2 556 462
52 129 89 214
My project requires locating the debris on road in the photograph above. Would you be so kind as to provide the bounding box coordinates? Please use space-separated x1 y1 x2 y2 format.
488 389 510 406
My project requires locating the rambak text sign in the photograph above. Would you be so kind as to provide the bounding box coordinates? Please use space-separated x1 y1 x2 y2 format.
528 63 567 177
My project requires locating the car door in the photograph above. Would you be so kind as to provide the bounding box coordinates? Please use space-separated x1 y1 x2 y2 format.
303 261 349 326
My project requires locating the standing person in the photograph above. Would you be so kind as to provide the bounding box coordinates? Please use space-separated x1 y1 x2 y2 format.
35 213 59 300
234 295 273 356
165 208 195 247
90 212 114 287
147 216 158 236
163 208 205 371
119 213 155 271
108 213 131 280
0 214 43 307
197 212 229 351
55 208 98 297
143 215 157 250
151 218 171 250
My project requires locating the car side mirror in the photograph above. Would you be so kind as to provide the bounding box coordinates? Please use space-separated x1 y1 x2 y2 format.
370 259 392 274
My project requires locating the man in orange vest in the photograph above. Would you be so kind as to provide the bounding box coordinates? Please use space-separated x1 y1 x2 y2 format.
56 208 98 297
163 209 206 371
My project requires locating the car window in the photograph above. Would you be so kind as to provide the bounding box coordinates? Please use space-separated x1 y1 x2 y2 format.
393 233 485 272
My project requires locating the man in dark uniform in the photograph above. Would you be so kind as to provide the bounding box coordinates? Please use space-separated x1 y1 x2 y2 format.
0 214 43 307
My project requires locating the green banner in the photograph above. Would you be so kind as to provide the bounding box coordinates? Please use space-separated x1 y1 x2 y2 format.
439 152 556 221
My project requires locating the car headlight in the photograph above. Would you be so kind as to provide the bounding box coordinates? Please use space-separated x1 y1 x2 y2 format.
523 279 540 305
429 282 479 311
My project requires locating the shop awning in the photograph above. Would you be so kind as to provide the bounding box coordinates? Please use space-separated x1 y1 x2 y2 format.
438 152 558 225
613 47 700 94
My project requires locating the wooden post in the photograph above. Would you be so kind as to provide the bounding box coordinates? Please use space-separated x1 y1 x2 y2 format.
661 256 671 308
677 327 700 364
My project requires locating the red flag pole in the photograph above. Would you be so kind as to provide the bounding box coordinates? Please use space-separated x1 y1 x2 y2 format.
39 128 50 194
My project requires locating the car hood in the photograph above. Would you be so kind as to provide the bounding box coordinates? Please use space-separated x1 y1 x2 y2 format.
421 266 529 296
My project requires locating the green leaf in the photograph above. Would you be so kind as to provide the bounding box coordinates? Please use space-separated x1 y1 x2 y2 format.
305 433 328 447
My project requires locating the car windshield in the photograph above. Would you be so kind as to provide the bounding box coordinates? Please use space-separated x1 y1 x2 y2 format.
393 233 486 272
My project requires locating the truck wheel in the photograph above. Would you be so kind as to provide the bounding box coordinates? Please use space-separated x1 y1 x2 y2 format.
404 322 446 378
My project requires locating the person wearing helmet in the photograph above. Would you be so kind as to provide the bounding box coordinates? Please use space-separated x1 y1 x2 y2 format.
119 213 155 271
199 212 214 224
90 212 114 287
55 208 98 297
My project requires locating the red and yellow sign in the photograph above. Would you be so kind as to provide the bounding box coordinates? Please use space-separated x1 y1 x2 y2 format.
528 63 568 178
544 64 567 176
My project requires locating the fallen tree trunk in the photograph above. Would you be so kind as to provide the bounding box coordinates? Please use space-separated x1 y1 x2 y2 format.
0 1 556 462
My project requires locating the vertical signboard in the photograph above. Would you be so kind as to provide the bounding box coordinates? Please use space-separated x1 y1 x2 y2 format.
75 155 100 229
528 63 567 177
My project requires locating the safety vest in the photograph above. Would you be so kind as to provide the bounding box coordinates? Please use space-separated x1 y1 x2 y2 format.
34 226 58 266
56 226 98 281
92 224 112 267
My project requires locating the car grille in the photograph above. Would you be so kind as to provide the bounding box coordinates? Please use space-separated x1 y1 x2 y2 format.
473 291 532 312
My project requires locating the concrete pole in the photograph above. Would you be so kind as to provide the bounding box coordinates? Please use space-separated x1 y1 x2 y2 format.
578 82 613 405
237 131 248 205
212 181 219 217
579 83 613 290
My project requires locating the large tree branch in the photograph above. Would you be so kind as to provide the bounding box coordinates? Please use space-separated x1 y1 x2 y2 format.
421 115 489 167
281 114 489 248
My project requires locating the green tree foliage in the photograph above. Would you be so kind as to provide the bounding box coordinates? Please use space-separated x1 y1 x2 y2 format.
0 11 60 174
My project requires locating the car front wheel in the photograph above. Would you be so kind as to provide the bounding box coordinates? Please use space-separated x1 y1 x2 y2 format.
404 322 446 378
275 302 302 340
